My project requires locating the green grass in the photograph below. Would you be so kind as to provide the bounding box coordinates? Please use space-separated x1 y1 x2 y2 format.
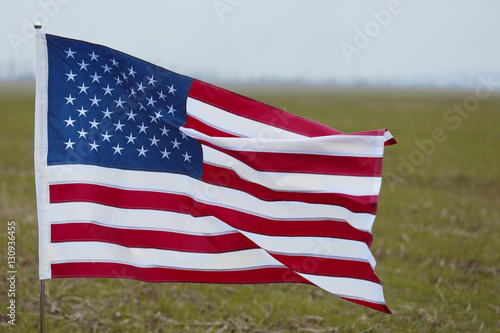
1 82 499 332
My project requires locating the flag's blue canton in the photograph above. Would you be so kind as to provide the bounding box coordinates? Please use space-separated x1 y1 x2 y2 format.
46 35 202 178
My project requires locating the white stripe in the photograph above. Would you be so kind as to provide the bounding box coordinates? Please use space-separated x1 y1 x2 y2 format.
50 202 236 236
298 273 387 304
182 127 385 157
51 242 282 271
203 145 381 197
47 164 376 232
186 97 306 139
384 130 394 142
239 231 376 267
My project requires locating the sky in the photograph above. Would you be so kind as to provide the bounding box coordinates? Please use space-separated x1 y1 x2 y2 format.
2 0 500 86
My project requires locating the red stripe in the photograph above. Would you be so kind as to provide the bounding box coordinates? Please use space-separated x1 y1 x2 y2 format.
202 163 378 215
385 137 397 146
51 262 311 284
270 254 380 284
200 140 381 177
49 183 373 245
340 297 392 314
51 223 258 253
185 114 239 138
188 79 343 138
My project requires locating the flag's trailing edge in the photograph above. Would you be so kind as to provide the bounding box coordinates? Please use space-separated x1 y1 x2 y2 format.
35 30 396 314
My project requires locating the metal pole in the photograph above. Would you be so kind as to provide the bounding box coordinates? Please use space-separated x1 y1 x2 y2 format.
40 280 45 333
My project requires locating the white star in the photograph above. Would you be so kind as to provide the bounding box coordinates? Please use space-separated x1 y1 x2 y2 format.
167 104 176 115
137 122 148 134
114 97 125 108
77 128 88 138
89 95 101 107
171 138 181 149
76 106 88 117
121 72 129 82
89 140 100 151
128 88 137 98
114 76 123 86
157 90 167 101
64 138 75 150
146 96 157 107
89 51 100 62
101 64 112 73
167 84 176 95
136 82 146 93
180 132 189 140
182 151 192 163
112 143 124 155
128 66 137 77
89 118 100 129
126 110 137 121
125 132 137 144
102 108 113 119
147 75 157 86
160 126 170 136
113 120 125 132
64 94 76 105
110 58 119 67
77 83 89 94
65 70 77 82
65 47 76 58
149 115 158 123
155 110 163 120
100 131 112 142
161 148 171 159
138 103 146 111
90 72 102 83
149 135 159 146
64 116 76 127
102 84 114 96
77 60 89 71
137 145 148 157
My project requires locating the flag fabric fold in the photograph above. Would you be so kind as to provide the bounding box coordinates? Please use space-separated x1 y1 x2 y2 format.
35 31 395 313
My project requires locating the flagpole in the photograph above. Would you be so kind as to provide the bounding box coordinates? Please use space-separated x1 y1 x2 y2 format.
35 21 45 333
40 280 45 333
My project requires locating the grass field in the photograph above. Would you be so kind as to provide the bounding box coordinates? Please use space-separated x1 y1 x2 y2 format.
0 81 499 332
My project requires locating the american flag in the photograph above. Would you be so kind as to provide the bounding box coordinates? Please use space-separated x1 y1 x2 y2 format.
35 33 395 313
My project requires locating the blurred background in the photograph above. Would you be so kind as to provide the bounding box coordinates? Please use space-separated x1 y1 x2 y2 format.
2 0 500 87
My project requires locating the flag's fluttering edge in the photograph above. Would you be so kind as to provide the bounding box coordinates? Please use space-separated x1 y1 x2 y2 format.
35 32 396 313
